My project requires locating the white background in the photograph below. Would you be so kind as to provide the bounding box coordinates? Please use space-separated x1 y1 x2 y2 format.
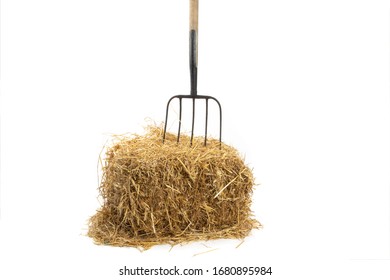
1 0 390 279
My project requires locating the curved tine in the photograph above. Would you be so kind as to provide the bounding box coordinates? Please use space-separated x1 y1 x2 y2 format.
163 95 180 143
208 97 223 148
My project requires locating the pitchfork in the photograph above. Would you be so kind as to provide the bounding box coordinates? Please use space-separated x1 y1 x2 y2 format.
163 0 222 147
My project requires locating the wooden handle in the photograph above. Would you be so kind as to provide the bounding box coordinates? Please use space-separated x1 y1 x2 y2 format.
190 0 198 31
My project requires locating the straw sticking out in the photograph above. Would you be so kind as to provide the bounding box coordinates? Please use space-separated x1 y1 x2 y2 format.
193 248 218 257
214 169 246 199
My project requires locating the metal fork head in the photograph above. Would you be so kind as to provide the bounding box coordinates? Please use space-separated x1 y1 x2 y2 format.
163 94 222 147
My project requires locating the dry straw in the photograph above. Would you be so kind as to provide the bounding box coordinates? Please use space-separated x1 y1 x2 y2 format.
88 126 260 249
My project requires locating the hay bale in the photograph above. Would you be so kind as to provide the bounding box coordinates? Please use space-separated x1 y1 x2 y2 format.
88 126 260 249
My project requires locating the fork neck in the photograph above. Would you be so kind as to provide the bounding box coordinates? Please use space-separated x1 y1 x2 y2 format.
190 30 198 96
190 0 198 96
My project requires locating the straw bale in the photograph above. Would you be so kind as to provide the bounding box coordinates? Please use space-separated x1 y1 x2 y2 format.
88 126 260 249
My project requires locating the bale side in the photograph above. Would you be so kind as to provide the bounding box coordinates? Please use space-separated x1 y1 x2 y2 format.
88 126 260 249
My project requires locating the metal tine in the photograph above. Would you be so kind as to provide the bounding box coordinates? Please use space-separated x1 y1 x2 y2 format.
216 98 222 148
163 95 178 144
162 100 170 144
177 97 182 143
190 98 195 146
204 98 208 146
207 96 223 149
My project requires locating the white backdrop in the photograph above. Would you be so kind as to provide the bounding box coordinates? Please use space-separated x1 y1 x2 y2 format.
1 0 390 279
